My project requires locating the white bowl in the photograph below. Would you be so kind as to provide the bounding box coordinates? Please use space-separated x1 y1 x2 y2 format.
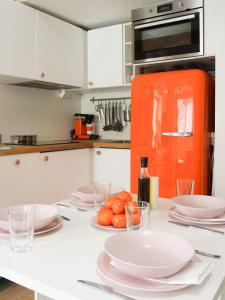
172 195 225 219
74 184 124 203
0 204 58 232
104 231 194 279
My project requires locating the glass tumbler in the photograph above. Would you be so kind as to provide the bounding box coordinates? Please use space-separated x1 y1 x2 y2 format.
8 205 34 253
177 179 194 196
125 201 150 231
93 182 112 212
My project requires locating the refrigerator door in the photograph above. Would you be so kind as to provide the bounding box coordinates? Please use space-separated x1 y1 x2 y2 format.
131 69 213 198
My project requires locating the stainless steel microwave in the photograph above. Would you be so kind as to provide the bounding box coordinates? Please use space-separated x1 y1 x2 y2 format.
132 0 204 64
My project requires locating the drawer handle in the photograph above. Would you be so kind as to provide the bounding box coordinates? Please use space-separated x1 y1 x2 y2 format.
41 72 45 78
15 159 21 165
88 81 93 86
44 156 49 161
161 132 192 137
96 151 101 155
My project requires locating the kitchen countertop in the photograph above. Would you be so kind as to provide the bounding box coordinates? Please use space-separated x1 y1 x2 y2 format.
0 140 130 156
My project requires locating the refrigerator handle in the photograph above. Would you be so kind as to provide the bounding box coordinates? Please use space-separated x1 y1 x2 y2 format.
161 132 192 137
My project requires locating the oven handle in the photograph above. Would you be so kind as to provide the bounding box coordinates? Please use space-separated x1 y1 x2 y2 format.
161 132 193 137
134 14 196 30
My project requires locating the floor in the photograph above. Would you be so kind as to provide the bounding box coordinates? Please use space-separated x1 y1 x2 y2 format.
0 284 34 300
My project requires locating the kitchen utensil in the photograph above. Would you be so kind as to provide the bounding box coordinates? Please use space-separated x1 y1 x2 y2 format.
77 280 136 300
128 103 131 122
113 102 120 131
172 195 225 218
107 102 113 130
195 250 221 259
124 102 129 122
117 101 124 132
60 215 70 221
103 103 109 131
122 101 126 127
104 231 194 279
168 220 225 235
97 252 189 296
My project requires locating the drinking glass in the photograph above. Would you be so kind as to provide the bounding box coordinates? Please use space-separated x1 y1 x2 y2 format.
177 179 194 196
8 205 34 253
125 201 150 231
93 182 112 211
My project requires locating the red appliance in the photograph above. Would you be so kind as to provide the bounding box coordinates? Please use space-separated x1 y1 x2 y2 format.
131 69 214 198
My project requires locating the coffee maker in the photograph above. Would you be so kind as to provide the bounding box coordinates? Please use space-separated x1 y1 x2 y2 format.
72 114 98 140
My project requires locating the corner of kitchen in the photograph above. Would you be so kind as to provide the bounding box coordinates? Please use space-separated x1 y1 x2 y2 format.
0 0 224 300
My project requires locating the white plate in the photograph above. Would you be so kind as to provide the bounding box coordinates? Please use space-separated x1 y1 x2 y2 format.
170 209 225 225
0 216 63 237
91 216 127 232
70 195 94 210
97 252 189 297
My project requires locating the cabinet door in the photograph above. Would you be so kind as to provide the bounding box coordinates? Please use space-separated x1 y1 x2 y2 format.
36 11 87 87
0 0 36 81
88 24 123 88
38 149 90 203
0 153 39 207
93 148 130 191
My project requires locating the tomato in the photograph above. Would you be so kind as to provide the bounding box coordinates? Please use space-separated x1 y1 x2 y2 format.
112 214 126 228
97 208 114 226
104 196 118 209
112 199 125 214
116 191 132 202
131 212 141 225
126 201 139 214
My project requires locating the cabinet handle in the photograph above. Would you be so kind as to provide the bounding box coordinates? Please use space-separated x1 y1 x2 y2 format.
88 81 93 86
44 156 49 162
96 151 101 155
40 72 45 78
15 159 21 166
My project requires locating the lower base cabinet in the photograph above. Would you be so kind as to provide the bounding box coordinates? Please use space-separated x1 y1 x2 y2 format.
0 153 39 207
93 148 130 191
38 149 91 203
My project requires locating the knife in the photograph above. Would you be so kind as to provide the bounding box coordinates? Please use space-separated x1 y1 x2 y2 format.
77 280 136 300
168 220 224 235
195 249 221 259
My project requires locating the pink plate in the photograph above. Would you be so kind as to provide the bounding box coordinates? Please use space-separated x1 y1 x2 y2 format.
172 195 225 219
91 216 126 232
0 215 63 236
70 195 94 210
104 231 194 279
170 208 225 225
97 252 189 297
0 204 59 232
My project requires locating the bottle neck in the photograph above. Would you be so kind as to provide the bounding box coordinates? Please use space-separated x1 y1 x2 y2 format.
140 167 149 177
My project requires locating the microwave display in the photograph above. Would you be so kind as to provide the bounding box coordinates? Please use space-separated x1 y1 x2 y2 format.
133 8 203 63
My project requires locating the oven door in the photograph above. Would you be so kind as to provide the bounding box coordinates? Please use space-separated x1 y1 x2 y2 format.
133 8 203 63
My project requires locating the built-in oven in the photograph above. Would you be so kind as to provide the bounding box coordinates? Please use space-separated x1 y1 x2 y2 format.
132 0 203 64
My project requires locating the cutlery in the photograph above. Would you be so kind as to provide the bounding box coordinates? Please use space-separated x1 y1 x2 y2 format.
77 280 136 300
57 203 71 208
60 215 71 221
195 249 221 259
168 220 224 235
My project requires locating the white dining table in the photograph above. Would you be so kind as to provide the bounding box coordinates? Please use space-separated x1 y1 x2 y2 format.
0 199 224 300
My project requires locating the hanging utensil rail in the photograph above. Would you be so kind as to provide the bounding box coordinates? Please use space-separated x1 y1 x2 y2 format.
90 96 130 103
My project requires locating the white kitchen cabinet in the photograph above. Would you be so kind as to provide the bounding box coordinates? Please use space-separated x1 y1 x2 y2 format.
36 11 87 88
0 153 39 207
0 0 36 83
88 24 123 88
38 149 90 203
93 148 130 191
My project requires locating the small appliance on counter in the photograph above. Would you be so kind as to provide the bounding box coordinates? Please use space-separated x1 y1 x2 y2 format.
72 114 99 140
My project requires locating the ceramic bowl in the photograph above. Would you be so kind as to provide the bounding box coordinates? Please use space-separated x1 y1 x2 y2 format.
104 231 194 279
172 195 225 219
0 204 58 232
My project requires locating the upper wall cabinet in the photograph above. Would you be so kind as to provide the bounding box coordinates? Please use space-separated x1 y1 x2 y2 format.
36 11 87 88
0 0 36 83
88 24 123 88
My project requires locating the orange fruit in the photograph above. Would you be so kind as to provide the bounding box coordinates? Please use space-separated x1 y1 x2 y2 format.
112 214 126 228
131 212 141 225
104 196 118 209
112 199 125 214
126 200 139 213
117 191 132 202
97 208 114 226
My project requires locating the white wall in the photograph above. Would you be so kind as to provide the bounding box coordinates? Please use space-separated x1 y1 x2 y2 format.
80 87 131 140
205 0 225 198
0 84 81 142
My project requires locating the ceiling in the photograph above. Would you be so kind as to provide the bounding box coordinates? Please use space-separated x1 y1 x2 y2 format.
20 0 152 29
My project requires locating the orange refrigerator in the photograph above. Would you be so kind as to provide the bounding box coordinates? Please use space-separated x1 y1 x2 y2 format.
131 69 214 198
